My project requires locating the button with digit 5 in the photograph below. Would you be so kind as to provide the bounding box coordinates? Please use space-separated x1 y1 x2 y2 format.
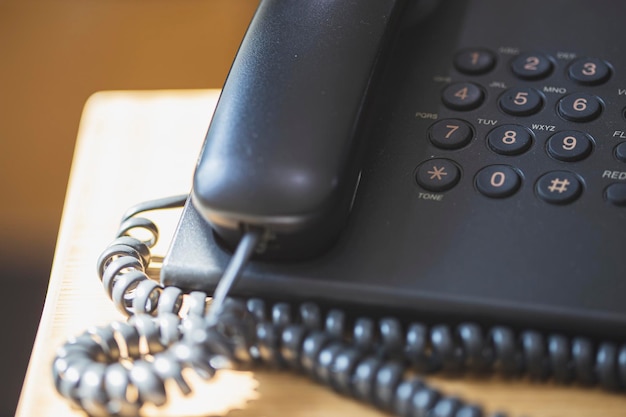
499 87 543 116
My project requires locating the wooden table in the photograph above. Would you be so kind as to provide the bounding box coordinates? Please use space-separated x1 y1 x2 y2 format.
16 90 626 417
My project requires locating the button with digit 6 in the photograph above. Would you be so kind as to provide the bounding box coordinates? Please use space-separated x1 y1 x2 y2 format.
558 93 602 122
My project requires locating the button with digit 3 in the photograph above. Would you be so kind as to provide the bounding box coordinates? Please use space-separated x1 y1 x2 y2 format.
568 57 611 85
415 159 460 192
487 125 533 155
442 82 484 111
475 165 521 198
547 131 593 162
536 171 582 204
429 119 473 149
499 87 543 116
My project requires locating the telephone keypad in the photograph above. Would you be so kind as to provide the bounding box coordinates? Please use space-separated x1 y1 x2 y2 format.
419 49 620 206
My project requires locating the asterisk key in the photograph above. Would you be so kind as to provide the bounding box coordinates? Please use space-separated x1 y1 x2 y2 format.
428 166 448 180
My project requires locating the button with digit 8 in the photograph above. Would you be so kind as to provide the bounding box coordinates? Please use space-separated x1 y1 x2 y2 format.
487 125 533 155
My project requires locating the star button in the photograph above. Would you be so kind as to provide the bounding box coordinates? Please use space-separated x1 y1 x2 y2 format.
416 159 460 192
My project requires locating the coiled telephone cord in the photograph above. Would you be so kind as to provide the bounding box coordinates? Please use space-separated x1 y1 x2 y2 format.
53 196 626 417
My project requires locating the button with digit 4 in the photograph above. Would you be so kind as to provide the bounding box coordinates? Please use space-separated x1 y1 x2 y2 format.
442 82 484 111
499 87 543 116
475 165 521 198
536 171 582 204
568 57 611 85
487 125 533 155
415 159 460 192
547 131 593 162
558 93 602 122
429 119 473 149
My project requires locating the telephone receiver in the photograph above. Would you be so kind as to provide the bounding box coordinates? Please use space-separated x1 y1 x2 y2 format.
192 0 416 260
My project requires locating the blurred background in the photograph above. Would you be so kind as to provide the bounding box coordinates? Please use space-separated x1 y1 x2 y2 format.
0 1 258 415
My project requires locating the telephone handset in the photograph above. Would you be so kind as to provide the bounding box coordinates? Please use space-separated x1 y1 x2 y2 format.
53 0 626 415
192 0 407 259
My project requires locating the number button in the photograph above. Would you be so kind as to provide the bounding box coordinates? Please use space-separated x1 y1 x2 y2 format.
568 57 611 85
547 131 593 162
487 125 533 155
415 159 461 192
442 82 484 111
536 171 582 204
558 93 602 122
475 165 521 198
511 53 553 80
454 49 496 75
499 87 543 116
429 119 473 149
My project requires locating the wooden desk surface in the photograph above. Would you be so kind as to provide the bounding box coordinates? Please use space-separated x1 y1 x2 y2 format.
16 90 626 417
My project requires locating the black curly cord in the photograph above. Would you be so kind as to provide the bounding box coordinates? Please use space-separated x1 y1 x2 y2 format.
52 200 626 417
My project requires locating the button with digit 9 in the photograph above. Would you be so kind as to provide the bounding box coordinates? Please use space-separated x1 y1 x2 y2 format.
547 131 593 162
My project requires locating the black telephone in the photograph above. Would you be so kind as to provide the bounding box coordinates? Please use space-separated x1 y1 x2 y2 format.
54 0 626 415
166 0 626 338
